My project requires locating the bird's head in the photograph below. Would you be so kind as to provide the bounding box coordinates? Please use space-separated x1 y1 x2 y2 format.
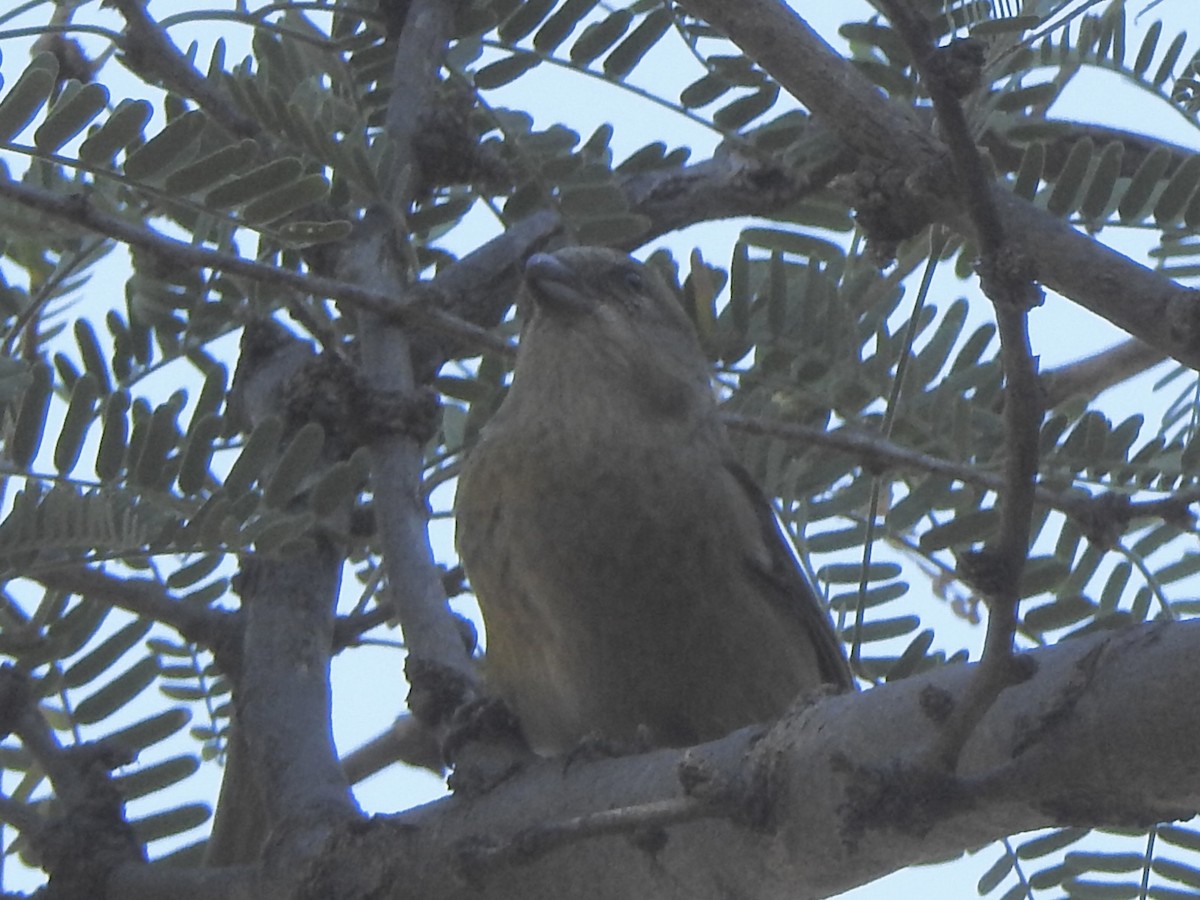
513 247 712 415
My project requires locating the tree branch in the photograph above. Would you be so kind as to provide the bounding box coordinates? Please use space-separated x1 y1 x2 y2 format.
352 0 481 729
674 0 1200 370
105 618 1198 900
28 564 236 660
0 177 509 356
109 0 259 140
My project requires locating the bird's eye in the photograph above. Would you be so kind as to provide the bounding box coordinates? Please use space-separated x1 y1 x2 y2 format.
621 268 644 292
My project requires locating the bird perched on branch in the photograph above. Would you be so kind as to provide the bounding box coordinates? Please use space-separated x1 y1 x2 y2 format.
454 246 853 754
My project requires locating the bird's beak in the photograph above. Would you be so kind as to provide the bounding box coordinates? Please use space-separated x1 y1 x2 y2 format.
525 253 593 316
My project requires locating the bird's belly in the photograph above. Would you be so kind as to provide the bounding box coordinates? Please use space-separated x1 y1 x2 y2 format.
477 445 816 752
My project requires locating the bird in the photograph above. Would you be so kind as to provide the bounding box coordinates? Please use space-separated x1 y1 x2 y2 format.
454 246 854 755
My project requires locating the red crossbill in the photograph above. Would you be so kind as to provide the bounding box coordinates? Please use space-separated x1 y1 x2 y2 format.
455 246 853 754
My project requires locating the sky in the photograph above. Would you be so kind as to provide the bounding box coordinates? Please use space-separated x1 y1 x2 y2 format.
0 0 1197 897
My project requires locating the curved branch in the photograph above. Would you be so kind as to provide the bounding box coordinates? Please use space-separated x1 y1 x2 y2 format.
675 0 1200 370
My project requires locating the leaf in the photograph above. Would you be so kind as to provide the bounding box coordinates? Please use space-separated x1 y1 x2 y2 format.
840 615 919 643
1153 31 1187 87
1152 858 1200 889
1018 827 1091 859
78 98 153 164
47 598 110 663
977 851 1014 894
73 319 111 395
205 157 304 207
574 212 650 245
533 0 599 53
1118 145 1171 223
911 298 967 386
560 181 628 217
1046 137 1093 217
248 510 317 554
886 629 935 681
570 9 633 66
62 620 153 689
1155 153 1200 224
133 400 182 489
474 54 541 89
130 803 211 844
224 416 284 498
122 109 207 181
96 390 131 482
177 414 222 495
680 73 730 108
11 362 52 469
604 8 671 80
74 656 159 725
34 81 109 153
0 56 56 144
165 139 259 195
713 85 779 131
1133 20 1161 76
1079 140 1123 222
709 54 764 87
54 373 101 476
167 553 224 589
278 220 354 246
830 582 908 613
117 755 200 801
806 524 870 553
740 226 844 265
107 708 191 753
191 364 229 427
919 508 998 552
310 450 368 517
1013 141 1044 200
993 81 1060 113
819 562 903 583
241 173 329 224
498 0 557 44
1024 594 1095 633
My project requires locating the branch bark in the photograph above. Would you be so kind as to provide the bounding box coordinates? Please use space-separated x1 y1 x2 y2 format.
107 619 1200 900
374 619 1200 900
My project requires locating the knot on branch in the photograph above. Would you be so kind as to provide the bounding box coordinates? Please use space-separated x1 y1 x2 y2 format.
976 245 1043 311
1073 491 1133 549
413 79 513 197
38 742 144 891
680 745 768 831
405 656 477 730
279 353 443 457
926 38 985 99
957 546 1017 605
836 756 971 848
841 161 942 264
443 694 532 796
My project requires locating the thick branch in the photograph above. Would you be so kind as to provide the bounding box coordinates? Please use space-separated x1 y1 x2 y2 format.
105 619 1200 900
354 0 479 715
206 324 360 872
374 620 1199 900
675 0 1200 370
110 0 259 139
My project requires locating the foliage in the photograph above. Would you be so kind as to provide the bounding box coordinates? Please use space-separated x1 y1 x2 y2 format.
0 0 1198 896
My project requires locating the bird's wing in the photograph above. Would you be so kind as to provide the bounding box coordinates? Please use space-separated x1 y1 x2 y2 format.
724 461 856 691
